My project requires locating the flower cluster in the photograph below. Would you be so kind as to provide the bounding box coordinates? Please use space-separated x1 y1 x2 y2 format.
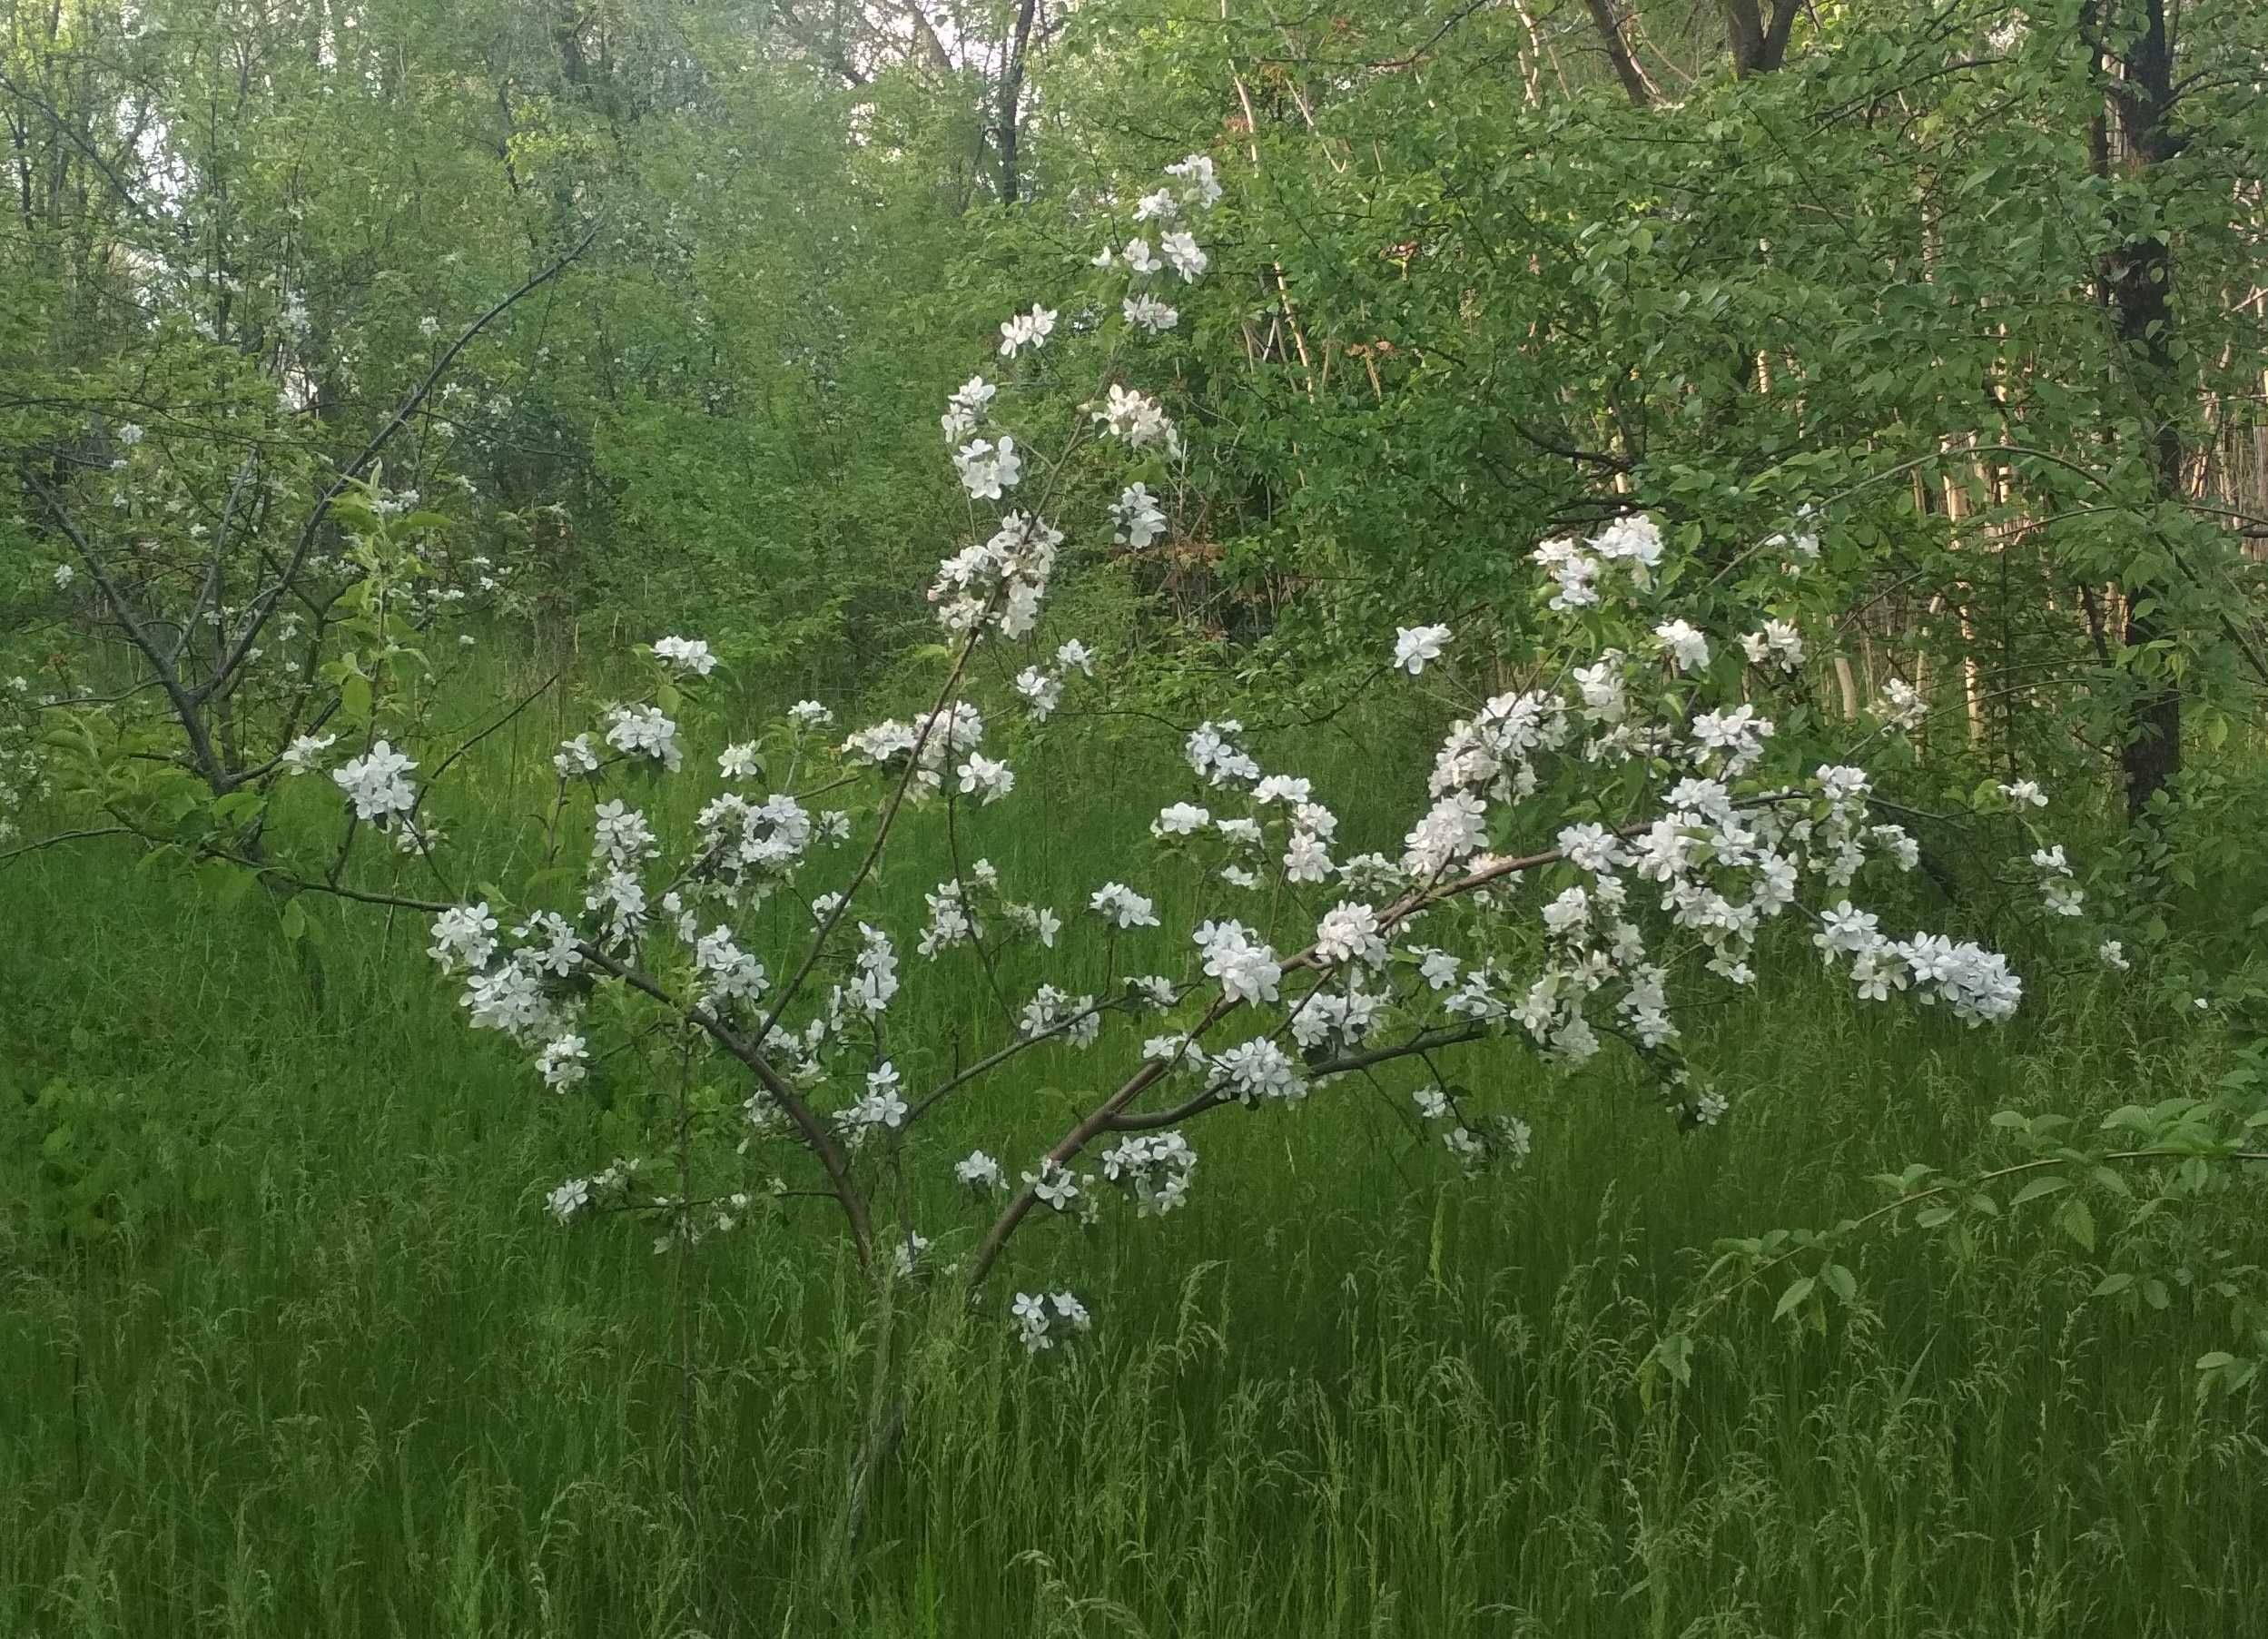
1099 1131 1196 1215
929 512 1060 638
843 701 988 798
333 741 418 824
1112 483 1168 549
1533 515 1666 611
1011 1289 1091 1353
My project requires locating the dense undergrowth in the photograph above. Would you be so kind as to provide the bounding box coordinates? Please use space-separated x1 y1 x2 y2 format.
5 657 2263 1639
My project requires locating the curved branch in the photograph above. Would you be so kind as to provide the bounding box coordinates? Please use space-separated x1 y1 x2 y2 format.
203 221 604 701
1104 1022 1490 1134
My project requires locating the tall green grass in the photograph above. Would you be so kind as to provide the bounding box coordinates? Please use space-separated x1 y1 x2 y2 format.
3 668 2263 1636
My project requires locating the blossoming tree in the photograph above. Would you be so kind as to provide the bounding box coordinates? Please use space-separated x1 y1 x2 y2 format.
8 155 2086 1497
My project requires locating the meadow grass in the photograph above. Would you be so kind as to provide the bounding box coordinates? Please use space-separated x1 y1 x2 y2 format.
3 666 2264 1637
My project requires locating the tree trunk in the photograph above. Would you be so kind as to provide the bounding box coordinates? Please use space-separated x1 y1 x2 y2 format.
1583 0 1654 106
2099 0 2187 820
1718 0 1803 76
997 0 1040 204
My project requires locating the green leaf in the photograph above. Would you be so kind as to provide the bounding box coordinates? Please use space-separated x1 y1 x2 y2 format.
1773 1276 1815 1321
2012 1174 2069 1207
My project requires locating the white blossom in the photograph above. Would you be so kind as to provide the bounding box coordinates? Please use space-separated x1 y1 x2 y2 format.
998 304 1057 357
333 740 418 824
1111 483 1168 550
281 733 335 775
956 1150 1005 1190
604 705 682 772
1166 153 1223 210
554 735 600 776
1159 230 1208 281
1394 624 1450 675
1652 620 1711 674
953 435 1024 500
428 903 499 973
1195 920 1280 1004
957 753 1016 805
537 1034 589 1090
652 635 716 676
1090 882 1160 929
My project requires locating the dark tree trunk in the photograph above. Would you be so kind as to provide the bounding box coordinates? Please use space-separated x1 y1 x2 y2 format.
2098 0 2187 819
1718 0 1803 76
997 0 1040 204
